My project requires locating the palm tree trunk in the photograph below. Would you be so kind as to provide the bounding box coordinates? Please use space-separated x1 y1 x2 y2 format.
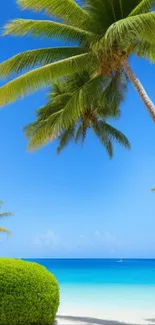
122 58 155 122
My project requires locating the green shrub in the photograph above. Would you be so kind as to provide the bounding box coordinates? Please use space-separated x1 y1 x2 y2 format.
0 258 59 325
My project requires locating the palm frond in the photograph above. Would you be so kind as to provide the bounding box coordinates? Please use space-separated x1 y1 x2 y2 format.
0 212 12 217
27 109 62 150
37 95 71 120
0 53 95 107
92 119 130 157
50 81 64 98
0 47 89 78
24 97 69 138
102 12 155 53
129 0 155 16
0 201 12 234
81 121 87 144
0 227 11 234
100 122 131 149
74 124 83 143
27 125 53 150
3 19 94 45
25 69 130 153
134 41 155 62
102 139 113 158
24 120 42 138
57 125 75 154
100 72 127 118
85 0 144 33
50 92 73 103
53 75 106 132
84 0 110 34
17 0 92 29
28 74 106 140
91 118 114 158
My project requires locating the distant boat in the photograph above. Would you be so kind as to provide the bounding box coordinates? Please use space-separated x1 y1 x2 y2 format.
118 259 123 263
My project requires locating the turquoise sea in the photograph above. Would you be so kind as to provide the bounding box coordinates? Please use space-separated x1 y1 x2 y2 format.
26 259 155 323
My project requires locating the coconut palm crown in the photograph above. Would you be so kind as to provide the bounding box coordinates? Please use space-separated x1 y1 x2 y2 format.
0 201 12 234
24 72 130 156
0 0 155 127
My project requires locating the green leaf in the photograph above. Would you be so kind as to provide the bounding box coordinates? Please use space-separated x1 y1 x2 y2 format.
27 110 62 150
0 227 11 234
57 125 75 154
0 201 12 235
53 75 107 131
17 0 92 29
3 19 94 45
129 0 155 16
102 12 155 52
0 53 95 107
37 95 71 120
0 47 88 78
24 70 131 153
24 69 130 156
85 0 144 33
101 71 127 114
0 212 12 217
74 124 83 143
134 41 155 62
103 139 113 158
100 122 131 149
92 119 130 157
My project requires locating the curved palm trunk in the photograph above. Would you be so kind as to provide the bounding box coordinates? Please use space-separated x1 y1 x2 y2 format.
122 58 155 122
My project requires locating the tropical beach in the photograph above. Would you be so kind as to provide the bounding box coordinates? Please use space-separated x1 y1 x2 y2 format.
33 259 155 325
1 0 155 325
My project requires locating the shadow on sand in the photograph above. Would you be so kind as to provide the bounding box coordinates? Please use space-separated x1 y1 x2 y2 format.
55 315 141 325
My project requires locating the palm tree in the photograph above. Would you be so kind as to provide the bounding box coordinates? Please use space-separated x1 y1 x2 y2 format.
0 201 12 234
0 0 155 123
24 72 130 155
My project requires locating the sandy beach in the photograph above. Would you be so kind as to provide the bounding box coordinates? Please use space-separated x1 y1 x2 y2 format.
56 283 155 325
26 259 155 325
56 311 155 325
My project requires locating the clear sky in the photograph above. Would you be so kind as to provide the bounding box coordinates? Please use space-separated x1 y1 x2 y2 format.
1 0 155 258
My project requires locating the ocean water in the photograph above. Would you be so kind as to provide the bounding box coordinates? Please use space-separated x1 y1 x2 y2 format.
26 259 155 323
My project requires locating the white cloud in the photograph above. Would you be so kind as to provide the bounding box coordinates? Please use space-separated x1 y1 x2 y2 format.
77 234 92 247
77 230 116 250
34 230 61 248
94 230 100 239
33 229 116 255
94 230 115 245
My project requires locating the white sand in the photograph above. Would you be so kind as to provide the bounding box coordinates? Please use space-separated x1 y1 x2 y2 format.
56 285 155 325
56 305 155 325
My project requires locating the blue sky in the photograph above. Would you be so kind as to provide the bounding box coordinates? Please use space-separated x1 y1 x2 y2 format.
1 0 155 258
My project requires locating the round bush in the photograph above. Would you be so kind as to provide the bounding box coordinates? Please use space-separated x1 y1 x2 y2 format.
0 258 59 325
